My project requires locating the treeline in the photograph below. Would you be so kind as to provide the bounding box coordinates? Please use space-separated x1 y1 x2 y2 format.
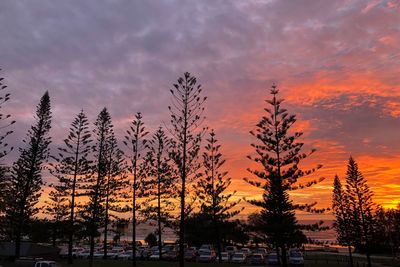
0 69 398 267
332 157 400 267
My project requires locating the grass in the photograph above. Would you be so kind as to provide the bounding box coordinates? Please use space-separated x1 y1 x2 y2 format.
0 259 386 267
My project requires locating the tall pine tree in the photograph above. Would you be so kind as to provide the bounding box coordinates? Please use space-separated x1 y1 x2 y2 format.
195 129 242 262
345 157 375 267
49 110 92 264
168 72 206 267
124 112 148 266
4 92 52 258
86 108 113 267
102 134 128 258
142 127 176 259
44 183 69 247
0 69 15 227
244 85 322 267
332 175 354 267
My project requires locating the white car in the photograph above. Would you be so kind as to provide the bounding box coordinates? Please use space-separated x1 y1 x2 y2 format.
289 251 304 266
198 250 216 263
107 248 125 259
149 250 160 260
199 244 213 253
231 252 247 264
77 249 91 259
267 253 279 265
220 252 230 262
118 250 133 260
93 250 105 259
33 261 60 267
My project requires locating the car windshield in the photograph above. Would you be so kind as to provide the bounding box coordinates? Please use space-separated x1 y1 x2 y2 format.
233 253 244 258
200 251 211 256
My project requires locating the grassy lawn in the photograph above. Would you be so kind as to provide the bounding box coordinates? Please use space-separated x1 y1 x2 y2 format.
0 259 385 267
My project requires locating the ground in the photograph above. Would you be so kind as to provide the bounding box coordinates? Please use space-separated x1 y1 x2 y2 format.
1 252 400 267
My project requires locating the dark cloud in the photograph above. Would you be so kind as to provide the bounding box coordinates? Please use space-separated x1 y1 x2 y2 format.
0 0 399 207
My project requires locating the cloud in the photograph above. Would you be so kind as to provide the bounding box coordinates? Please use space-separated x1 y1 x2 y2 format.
0 0 399 212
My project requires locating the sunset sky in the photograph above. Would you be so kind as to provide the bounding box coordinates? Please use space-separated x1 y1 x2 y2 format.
1 0 400 218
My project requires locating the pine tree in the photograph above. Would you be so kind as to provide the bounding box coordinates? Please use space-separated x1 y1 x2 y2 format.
86 108 113 267
168 72 206 267
102 134 128 258
195 129 242 262
49 110 92 264
141 127 176 259
0 69 15 217
44 183 69 247
123 112 148 266
244 85 322 267
332 175 354 267
4 91 52 258
345 157 375 267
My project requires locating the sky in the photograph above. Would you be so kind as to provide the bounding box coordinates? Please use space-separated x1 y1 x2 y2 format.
0 0 400 219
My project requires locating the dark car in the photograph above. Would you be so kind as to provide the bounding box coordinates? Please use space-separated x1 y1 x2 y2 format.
164 250 178 261
184 250 197 262
250 253 265 265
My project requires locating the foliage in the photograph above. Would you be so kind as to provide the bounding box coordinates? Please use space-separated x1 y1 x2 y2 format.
49 110 92 263
123 112 149 265
4 92 52 257
168 72 206 267
195 129 242 261
244 85 323 267
141 127 176 257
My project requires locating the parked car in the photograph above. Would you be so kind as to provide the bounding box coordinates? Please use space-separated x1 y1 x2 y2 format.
77 249 91 259
184 250 197 261
199 244 213 253
225 245 237 256
250 253 265 265
198 250 216 263
220 252 230 262
118 250 133 260
149 250 160 260
289 251 304 266
107 248 125 259
240 247 252 256
231 252 247 264
253 248 268 256
93 250 105 259
164 250 178 261
267 253 279 265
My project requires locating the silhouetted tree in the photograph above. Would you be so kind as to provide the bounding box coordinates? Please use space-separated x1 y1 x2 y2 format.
244 85 323 267
141 127 176 259
345 157 374 267
168 72 206 267
123 112 148 266
145 232 157 248
195 129 241 262
44 184 69 247
4 92 52 258
332 175 354 267
86 108 113 267
0 69 15 220
102 134 128 259
49 110 92 264
373 206 400 256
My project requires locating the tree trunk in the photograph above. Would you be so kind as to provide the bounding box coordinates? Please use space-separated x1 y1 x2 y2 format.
281 244 288 267
348 244 354 267
157 175 162 260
